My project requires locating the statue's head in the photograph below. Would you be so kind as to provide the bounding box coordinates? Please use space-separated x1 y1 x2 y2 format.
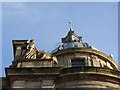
30 39 34 42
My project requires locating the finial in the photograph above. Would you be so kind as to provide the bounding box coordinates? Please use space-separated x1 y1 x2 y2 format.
109 54 113 58
69 21 72 31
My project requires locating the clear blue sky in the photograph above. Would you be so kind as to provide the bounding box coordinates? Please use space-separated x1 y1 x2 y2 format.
2 2 118 76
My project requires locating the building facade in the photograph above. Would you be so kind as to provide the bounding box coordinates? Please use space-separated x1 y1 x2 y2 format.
2 24 120 89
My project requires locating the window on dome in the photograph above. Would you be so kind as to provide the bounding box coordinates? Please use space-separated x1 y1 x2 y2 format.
71 58 86 67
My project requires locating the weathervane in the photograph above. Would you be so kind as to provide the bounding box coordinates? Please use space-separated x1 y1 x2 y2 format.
69 21 73 31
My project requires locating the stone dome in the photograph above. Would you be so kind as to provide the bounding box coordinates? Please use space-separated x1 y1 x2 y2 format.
50 26 119 89
51 29 119 71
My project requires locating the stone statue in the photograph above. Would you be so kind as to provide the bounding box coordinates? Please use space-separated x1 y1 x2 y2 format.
24 39 36 59
37 50 58 63
21 39 58 63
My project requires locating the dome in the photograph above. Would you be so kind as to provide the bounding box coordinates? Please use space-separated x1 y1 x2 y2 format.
52 42 90 53
51 30 98 53
63 41 84 49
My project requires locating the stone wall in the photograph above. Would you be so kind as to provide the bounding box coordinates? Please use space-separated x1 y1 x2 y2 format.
55 50 115 70
0 77 8 89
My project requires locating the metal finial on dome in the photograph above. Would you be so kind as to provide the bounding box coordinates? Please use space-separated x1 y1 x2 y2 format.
69 21 72 31
109 54 113 58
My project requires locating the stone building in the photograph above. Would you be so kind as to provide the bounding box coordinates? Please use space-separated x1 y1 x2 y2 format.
2 23 120 89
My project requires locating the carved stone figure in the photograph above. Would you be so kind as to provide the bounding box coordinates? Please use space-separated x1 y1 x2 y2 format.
37 50 58 63
24 39 36 59
11 39 58 68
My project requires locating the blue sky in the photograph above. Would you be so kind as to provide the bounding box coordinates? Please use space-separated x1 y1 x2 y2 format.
2 2 118 76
